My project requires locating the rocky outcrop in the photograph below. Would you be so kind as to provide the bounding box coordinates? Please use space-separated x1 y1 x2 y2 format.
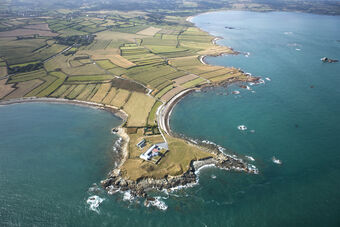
101 149 258 198
321 57 338 63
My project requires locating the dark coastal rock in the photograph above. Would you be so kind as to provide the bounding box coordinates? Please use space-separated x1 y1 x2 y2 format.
101 147 255 198
321 57 338 63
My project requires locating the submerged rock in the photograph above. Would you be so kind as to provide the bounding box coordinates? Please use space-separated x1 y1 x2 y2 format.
321 57 338 63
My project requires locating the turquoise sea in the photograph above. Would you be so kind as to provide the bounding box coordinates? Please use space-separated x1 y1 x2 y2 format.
0 11 339 227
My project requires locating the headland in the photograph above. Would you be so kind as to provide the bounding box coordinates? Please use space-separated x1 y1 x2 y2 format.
0 9 260 199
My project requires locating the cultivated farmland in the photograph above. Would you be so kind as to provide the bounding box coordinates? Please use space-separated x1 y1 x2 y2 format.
90 83 112 103
123 92 155 127
0 79 15 99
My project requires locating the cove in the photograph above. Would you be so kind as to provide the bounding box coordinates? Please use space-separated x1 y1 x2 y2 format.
0 102 121 226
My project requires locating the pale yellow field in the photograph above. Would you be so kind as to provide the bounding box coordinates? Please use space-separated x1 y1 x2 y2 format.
136 26 161 36
90 83 112 103
173 74 198 85
59 85 76 98
123 92 155 127
110 89 130 108
76 84 96 100
160 86 185 102
197 45 234 55
50 85 70 97
66 84 86 99
93 55 136 68
0 79 15 99
102 87 117 104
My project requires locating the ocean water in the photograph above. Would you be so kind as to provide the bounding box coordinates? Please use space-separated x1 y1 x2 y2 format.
171 11 340 226
1 11 340 227
0 103 122 226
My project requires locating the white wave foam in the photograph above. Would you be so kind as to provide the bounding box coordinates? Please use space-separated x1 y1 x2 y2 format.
211 174 217 179
87 195 105 213
123 191 134 201
265 77 271 81
237 125 247 131
247 164 259 174
272 156 282 165
107 185 120 195
245 155 255 162
189 139 198 144
284 31 293 35
202 140 216 145
195 164 216 175
145 197 168 211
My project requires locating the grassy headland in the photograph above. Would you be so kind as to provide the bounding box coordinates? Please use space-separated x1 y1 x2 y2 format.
0 8 259 196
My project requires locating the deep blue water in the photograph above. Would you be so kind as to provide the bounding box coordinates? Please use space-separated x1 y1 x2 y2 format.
171 11 340 226
1 11 340 227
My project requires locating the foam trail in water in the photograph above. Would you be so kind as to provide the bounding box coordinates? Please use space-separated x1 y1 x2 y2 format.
145 197 168 211
87 195 105 213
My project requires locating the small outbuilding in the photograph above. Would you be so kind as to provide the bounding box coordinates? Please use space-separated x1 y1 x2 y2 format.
136 139 146 149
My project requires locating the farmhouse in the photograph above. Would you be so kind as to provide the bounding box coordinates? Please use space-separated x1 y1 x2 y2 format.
140 143 168 164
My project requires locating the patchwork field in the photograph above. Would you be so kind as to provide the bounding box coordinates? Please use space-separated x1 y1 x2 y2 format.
90 83 112 103
110 89 130 108
0 28 57 37
136 26 161 36
75 84 97 100
3 79 44 100
0 79 15 99
0 9 250 182
102 87 117 104
173 74 198 85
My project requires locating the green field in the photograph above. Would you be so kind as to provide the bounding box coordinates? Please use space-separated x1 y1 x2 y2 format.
35 71 67 97
147 101 162 126
8 70 47 83
25 75 57 97
67 75 114 82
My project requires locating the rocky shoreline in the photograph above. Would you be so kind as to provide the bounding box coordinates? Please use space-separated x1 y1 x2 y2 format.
101 151 258 198
102 74 260 198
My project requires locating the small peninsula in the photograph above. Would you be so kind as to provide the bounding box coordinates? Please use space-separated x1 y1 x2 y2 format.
0 8 260 197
